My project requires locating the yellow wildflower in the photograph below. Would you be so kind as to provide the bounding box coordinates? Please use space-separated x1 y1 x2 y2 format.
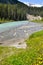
39 61 43 64
37 57 42 60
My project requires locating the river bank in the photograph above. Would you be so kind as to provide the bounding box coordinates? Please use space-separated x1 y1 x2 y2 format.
0 30 43 65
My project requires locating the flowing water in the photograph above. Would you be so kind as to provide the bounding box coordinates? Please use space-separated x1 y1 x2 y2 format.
0 21 28 33
0 21 43 46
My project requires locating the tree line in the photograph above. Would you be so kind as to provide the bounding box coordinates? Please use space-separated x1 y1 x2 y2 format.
28 6 43 17
0 3 27 21
0 2 43 21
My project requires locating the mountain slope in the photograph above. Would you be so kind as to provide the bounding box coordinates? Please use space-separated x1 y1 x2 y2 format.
0 0 43 23
0 0 17 4
0 1 28 23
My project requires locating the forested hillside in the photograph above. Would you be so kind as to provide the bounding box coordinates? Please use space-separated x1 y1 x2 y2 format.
28 6 43 17
0 0 17 4
0 0 43 23
0 1 27 22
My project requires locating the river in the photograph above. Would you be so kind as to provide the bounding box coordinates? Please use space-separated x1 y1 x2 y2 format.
0 21 43 47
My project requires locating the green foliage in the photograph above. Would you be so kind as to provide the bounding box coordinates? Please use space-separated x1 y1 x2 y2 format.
28 7 43 17
0 1 43 23
0 18 14 24
0 2 27 23
0 30 43 65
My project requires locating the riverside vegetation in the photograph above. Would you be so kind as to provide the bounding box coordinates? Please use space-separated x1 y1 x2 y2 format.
32 18 43 23
0 30 43 65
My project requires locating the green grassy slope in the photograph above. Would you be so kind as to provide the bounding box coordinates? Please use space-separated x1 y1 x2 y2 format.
0 30 43 65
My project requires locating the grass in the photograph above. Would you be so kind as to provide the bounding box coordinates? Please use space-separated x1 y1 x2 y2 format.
0 18 14 24
0 30 43 65
32 18 43 23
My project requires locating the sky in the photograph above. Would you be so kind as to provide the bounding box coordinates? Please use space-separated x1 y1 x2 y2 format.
18 0 43 5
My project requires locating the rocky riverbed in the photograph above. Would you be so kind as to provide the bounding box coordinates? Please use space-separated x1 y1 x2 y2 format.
0 21 43 48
